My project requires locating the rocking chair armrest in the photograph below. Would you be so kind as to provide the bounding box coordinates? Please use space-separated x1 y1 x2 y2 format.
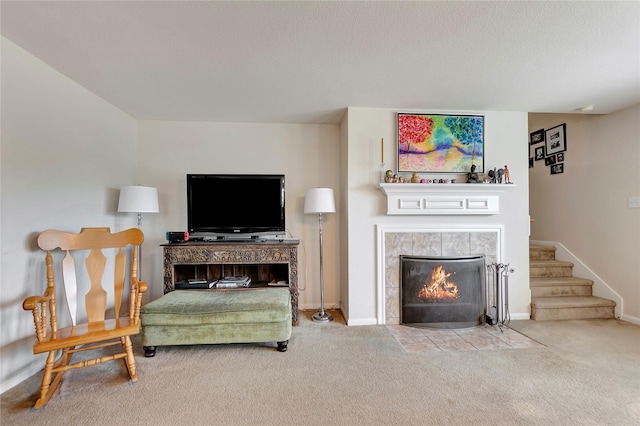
23 292 53 311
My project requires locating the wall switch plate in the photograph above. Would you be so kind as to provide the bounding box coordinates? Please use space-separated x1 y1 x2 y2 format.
628 196 640 208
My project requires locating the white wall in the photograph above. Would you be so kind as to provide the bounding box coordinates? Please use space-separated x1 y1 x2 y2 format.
343 107 531 325
0 37 138 392
135 121 341 308
529 105 640 321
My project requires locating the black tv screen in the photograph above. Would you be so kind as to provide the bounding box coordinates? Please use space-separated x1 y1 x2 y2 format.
187 174 285 237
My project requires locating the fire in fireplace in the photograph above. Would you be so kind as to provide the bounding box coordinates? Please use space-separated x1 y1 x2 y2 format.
401 255 486 328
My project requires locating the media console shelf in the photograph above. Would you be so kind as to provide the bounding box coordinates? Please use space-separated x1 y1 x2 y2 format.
162 240 300 325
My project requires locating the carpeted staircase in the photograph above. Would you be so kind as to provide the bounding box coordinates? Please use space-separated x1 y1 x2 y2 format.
530 244 616 320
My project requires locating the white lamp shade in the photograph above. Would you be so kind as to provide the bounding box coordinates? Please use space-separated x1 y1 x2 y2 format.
304 188 336 214
117 186 159 213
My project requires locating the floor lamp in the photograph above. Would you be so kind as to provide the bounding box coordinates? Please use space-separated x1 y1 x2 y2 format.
304 188 336 323
117 185 159 279
117 185 159 229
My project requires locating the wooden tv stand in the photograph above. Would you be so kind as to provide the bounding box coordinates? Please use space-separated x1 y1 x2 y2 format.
162 240 299 325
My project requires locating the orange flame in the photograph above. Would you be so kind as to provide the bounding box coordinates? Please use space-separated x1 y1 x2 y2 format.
417 265 460 301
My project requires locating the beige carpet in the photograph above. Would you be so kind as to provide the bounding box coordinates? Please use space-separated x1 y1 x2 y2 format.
2 310 639 425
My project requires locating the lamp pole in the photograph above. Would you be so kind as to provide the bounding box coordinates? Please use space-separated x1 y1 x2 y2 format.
312 212 332 322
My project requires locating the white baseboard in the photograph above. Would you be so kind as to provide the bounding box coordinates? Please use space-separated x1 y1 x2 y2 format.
620 314 640 326
346 317 378 326
510 313 531 321
333 306 377 326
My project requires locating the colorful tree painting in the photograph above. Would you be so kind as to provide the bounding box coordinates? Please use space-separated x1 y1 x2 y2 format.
397 113 484 173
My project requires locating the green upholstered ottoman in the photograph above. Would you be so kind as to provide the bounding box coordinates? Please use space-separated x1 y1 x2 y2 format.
140 288 292 357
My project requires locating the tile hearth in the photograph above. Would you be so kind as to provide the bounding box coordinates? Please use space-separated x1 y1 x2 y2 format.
387 324 543 353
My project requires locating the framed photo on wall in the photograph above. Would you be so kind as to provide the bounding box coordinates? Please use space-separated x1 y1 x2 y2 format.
551 163 564 175
397 113 484 173
535 146 545 161
545 124 567 156
545 154 556 166
530 128 545 145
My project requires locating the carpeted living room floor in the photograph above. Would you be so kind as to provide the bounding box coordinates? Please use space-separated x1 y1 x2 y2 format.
1 311 639 425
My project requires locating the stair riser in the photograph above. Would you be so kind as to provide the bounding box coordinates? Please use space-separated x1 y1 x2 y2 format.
530 250 556 261
530 266 573 278
531 306 615 321
531 286 592 298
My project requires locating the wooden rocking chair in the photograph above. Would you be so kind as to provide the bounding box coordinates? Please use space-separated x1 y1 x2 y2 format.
23 227 147 408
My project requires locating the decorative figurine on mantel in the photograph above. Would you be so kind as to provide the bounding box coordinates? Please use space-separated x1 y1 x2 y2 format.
504 165 511 183
411 172 421 183
384 170 393 183
466 164 480 183
488 168 496 184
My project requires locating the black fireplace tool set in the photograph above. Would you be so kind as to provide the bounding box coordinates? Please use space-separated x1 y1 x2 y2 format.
486 263 513 330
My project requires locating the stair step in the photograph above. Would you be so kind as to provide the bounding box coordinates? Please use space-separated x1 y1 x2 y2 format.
531 296 616 320
530 260 574 277
529 243 617 321
530 244 556 261
532 296 615 309
530 276 593 297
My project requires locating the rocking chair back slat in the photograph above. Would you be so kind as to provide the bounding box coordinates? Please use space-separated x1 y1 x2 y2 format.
61 251 78 326
85 248 108 323
128 245 140 319
114 248 126 318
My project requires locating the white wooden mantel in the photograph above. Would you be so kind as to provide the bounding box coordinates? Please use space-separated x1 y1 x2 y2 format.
378 183 517 215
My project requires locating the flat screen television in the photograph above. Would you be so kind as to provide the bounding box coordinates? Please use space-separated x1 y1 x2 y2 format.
187 174 285 239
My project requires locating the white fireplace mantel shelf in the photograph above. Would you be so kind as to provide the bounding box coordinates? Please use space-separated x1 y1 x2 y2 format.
378 183 517 215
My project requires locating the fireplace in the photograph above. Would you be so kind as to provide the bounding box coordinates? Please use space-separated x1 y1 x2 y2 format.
377 227 501 325
400 255 486 329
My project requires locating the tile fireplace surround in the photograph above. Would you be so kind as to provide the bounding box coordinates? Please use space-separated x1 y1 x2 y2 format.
376 183 513 325
377 227 502 325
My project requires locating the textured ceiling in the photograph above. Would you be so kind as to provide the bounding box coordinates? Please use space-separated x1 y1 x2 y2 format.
2 1 639 124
